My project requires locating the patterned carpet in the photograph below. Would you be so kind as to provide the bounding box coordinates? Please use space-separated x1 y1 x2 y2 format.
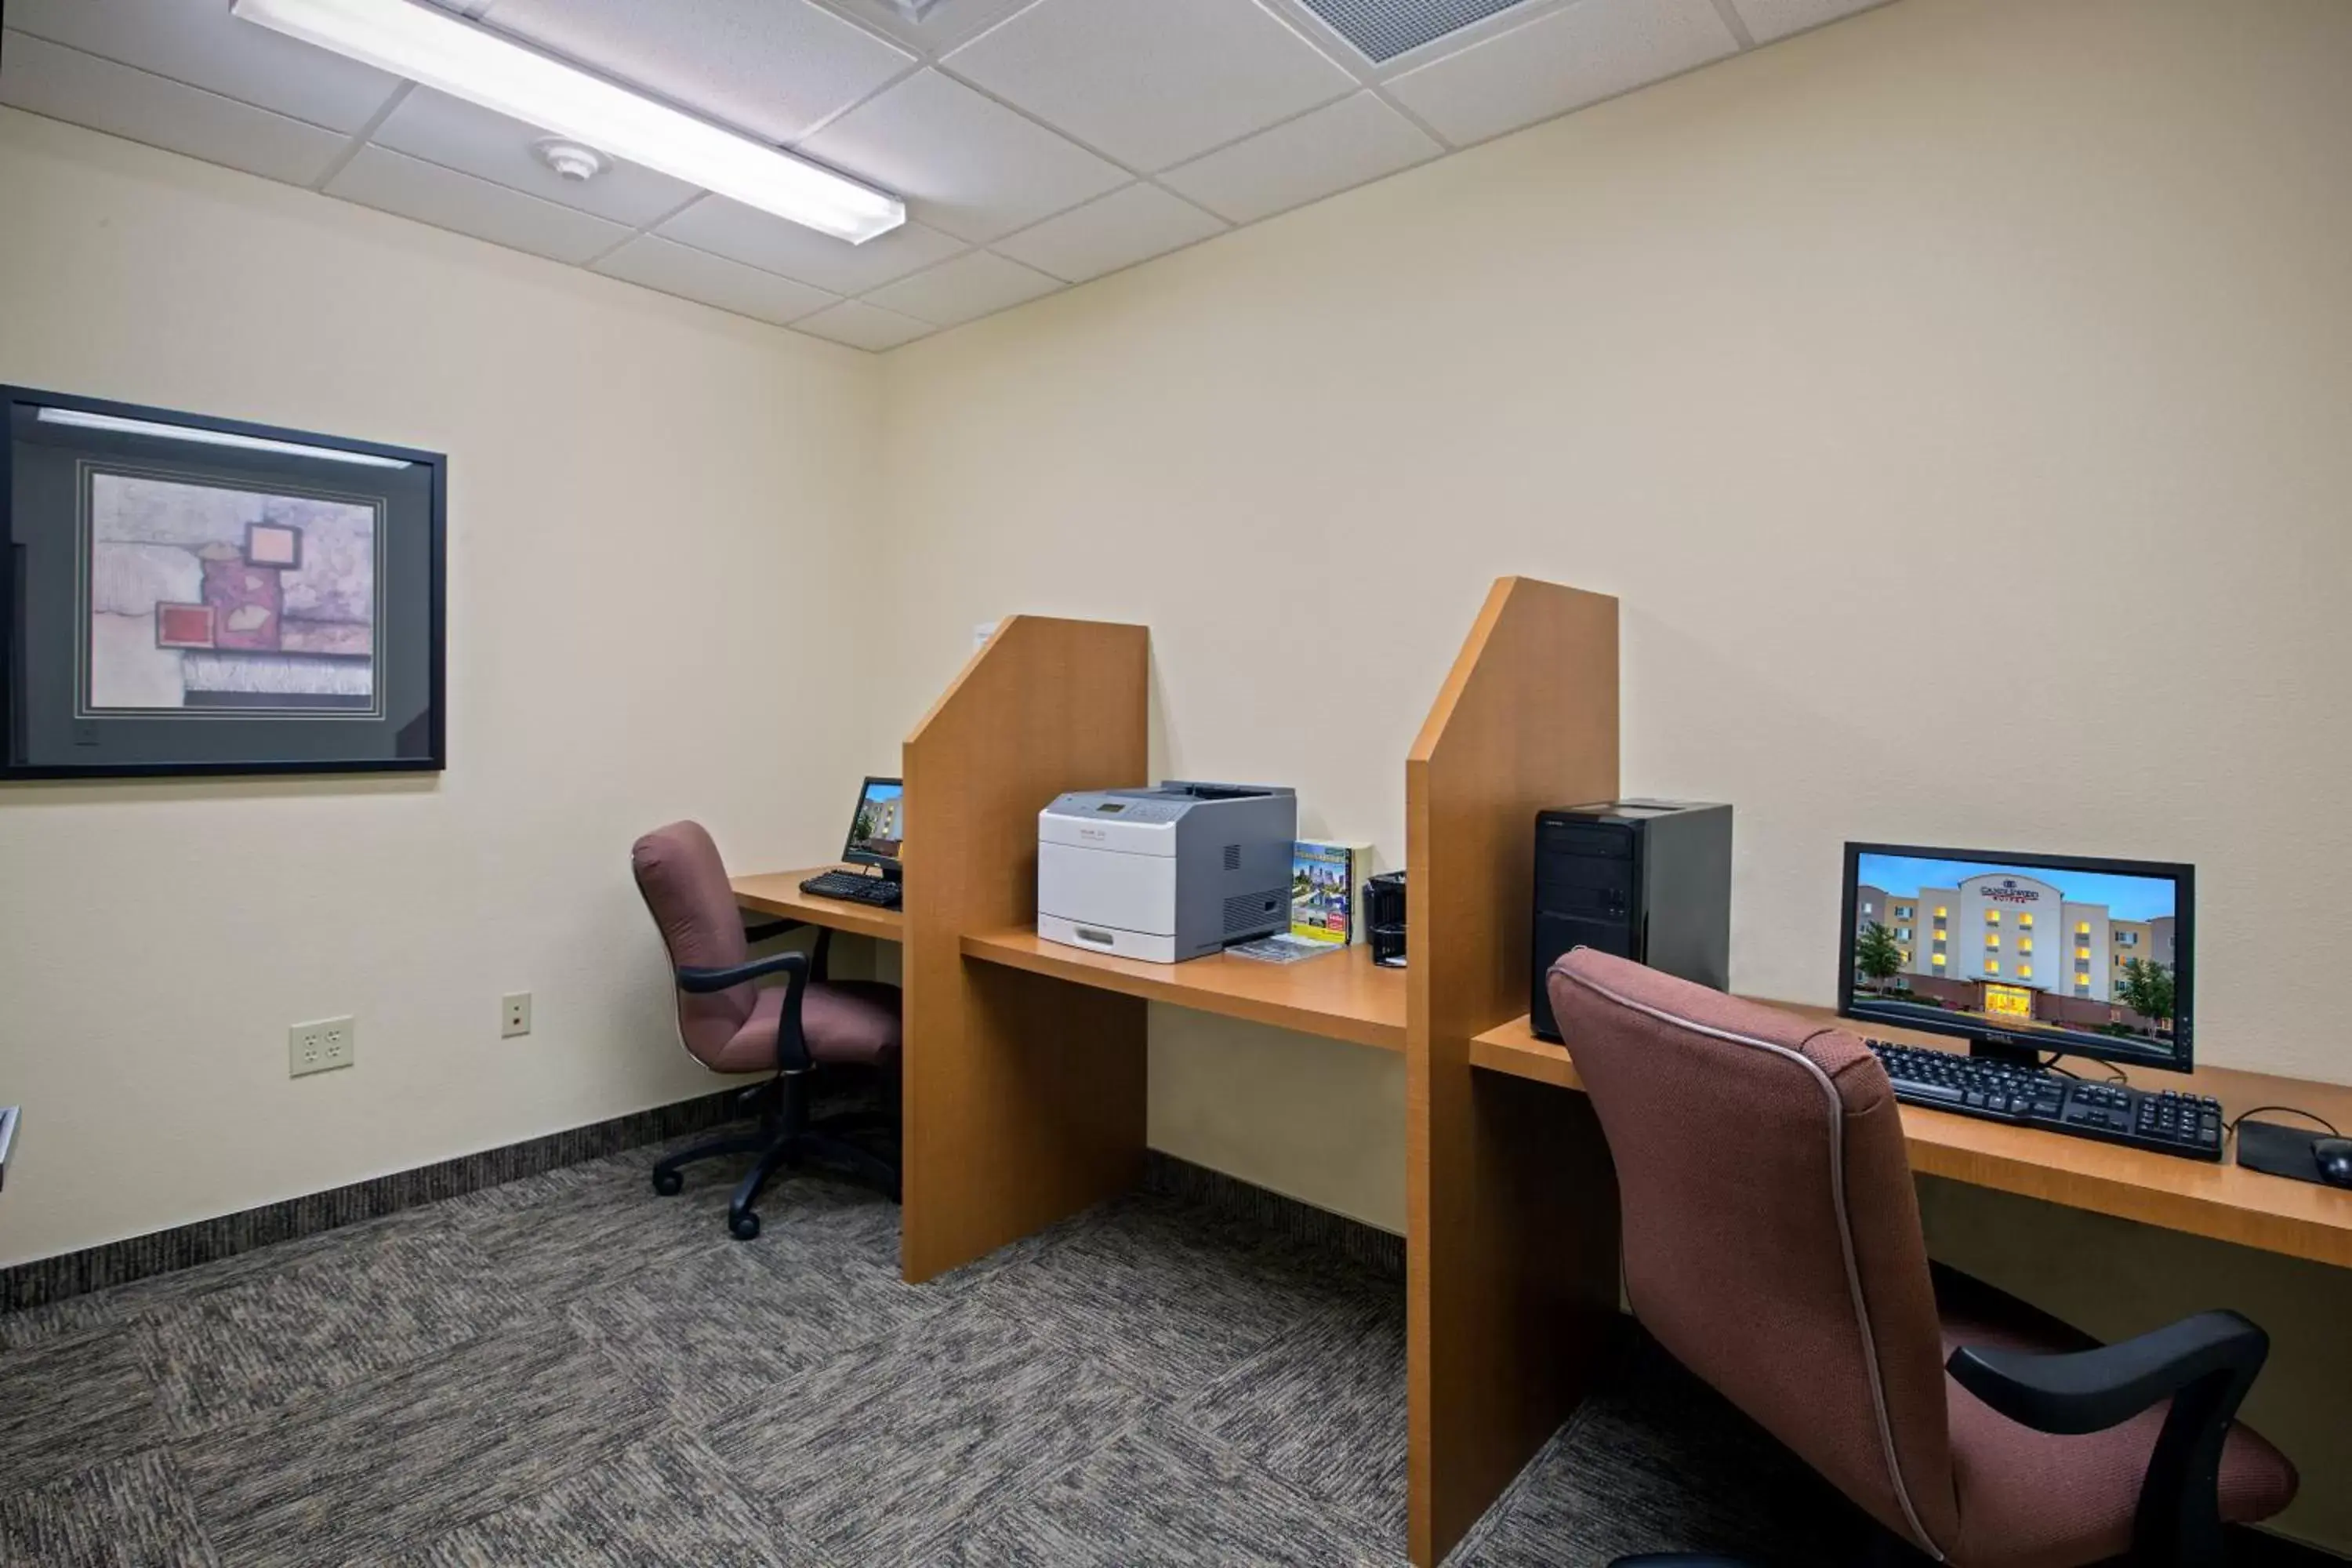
0 1128 1867 1566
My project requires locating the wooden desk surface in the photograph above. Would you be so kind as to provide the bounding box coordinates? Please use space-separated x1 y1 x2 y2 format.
1470 1003 2352 1269
960 928 1407 1054
731 868 905 943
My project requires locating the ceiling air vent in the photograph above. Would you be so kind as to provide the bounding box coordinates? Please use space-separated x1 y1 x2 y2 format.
1299 0 1537 64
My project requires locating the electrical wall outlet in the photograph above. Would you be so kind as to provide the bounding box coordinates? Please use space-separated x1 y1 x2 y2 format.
501 992 532 1038
289 1016 356 1077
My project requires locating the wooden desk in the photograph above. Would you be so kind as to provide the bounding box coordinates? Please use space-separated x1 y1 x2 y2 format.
961 928 1406 1053
1470 1004 2352 1270
731 868 904 944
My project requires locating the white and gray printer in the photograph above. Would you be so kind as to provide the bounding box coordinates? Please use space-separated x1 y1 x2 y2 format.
1038 782 1298 963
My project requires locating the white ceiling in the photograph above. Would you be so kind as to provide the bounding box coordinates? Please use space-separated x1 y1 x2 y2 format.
0 0 1891 351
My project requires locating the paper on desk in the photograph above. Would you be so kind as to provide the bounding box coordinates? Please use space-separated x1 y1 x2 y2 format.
1228 935 1341 964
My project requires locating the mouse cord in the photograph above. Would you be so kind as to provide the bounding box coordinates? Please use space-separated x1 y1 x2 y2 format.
2225 1105 2343 1139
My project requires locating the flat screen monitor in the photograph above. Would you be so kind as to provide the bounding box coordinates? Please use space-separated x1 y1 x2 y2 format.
1841 842 2193 1073
843 776 904 872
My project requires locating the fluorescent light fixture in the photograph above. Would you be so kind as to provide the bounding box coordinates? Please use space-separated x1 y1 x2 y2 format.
36 408 413 468
232 0 905 244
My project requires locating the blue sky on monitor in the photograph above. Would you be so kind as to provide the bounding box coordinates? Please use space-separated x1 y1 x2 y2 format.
861 780 902 807
1856 854 2175 921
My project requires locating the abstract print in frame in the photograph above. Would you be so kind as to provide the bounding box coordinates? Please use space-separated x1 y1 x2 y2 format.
2 387 444 778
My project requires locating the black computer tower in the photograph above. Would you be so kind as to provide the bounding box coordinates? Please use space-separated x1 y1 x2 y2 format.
1530 800 1731 1042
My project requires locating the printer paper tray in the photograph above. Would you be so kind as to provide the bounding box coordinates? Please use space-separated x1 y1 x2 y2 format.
1037 912 1183 964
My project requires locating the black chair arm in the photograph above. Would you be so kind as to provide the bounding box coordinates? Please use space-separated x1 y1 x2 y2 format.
1947 1310 2270 1568
677 951 816 1072
1946 1310 2266 1435
677 951 809 993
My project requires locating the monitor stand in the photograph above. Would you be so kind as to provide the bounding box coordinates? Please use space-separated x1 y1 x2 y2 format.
1967 1033 2042 1069
874 858 903 890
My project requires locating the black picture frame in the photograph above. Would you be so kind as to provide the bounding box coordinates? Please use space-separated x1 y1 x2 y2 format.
1 386 446 779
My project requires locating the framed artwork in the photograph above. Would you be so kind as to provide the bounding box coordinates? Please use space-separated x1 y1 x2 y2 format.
2 387 445 778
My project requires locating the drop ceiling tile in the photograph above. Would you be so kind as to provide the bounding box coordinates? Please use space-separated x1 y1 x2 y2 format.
658 198 966 296
1160 92 1438 226
593 236 837 326
470 0 913 144
325 147 632 266
793 299 935 352
1386 0 1738 146
368 88 701 228
942 0 1357 172
993 183 1226 284
0 31 348 189
862 250 1062 327
1726 0 1893 45
818 0 1038 56
797 70 1125 245
5 0 402 133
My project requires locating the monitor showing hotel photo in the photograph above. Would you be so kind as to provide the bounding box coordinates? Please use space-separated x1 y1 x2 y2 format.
1840 843 2194 1072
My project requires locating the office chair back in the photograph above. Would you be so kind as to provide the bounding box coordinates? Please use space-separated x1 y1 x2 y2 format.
1548 947 1959 1558
630 820 760 1069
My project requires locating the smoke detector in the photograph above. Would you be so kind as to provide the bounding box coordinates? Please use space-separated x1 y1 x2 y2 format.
533 138 607 183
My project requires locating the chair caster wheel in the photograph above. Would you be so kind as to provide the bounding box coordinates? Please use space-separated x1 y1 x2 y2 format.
652 1168 683 1196
729 1210 760 1241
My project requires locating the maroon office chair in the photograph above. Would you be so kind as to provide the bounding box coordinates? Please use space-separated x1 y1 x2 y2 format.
1546 948 2297 1568
632 821 901 1240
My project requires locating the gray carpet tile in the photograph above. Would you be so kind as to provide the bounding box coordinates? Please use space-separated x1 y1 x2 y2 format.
0 1450 220 1568
135 1225 522 1436
0 1322 168 1494
0 1293 122 1352
439 1155 729 1305
1442 1338 1862 1568
942 1410 1407 1567
368 1434 797 1568
175 1330 669 1568
0 1131 1958 1568
704 1301 1160 1563
1181 1281 1409 1537
104 1204 455 1317
968 1192 1366 1391
569 1240 938 1416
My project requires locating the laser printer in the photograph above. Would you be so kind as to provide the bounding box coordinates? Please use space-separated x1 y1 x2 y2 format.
1038 782 1298 963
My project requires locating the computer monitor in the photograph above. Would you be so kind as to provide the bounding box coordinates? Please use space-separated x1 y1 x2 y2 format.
843 776 904 876
1840 842 2194 1073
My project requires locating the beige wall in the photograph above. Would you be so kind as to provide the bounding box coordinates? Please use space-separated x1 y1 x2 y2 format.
0 108 882 1269
868 0 2352 1544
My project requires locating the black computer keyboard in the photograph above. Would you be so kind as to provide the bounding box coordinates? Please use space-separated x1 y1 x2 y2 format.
798 870 903 909
1864 1039 2223 1162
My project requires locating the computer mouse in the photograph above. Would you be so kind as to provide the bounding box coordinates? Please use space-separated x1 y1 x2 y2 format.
2314 1137 2352 1189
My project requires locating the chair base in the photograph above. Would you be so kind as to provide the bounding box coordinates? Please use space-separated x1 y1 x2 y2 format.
651 1069 899 1238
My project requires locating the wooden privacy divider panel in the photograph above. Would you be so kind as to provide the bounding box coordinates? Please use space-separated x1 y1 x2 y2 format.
899 615 1151 1284
1406 577 1624 1566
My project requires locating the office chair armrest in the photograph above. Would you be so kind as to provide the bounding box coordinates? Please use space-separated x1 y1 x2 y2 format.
741 918 830 982
677 951 810 993
1949 1310 2270 1568
1945 1310 2267 1435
